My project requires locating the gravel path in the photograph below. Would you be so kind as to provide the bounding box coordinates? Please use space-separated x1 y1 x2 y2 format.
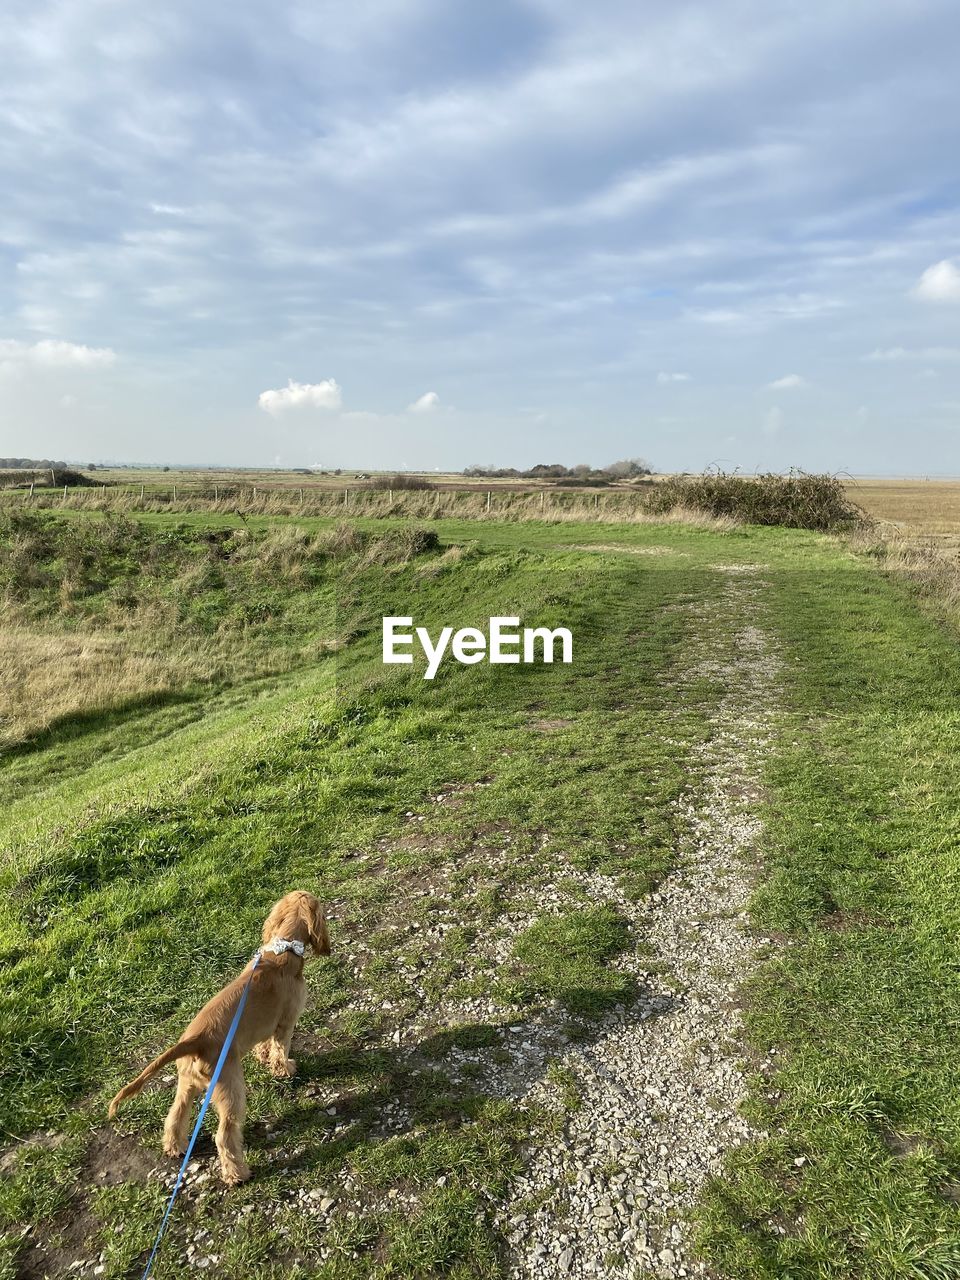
501 565 781 1279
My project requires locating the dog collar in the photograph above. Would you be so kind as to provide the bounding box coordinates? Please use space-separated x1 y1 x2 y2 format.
263 937 305 957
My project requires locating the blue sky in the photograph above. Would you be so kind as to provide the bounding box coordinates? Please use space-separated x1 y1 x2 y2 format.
2 0 960 473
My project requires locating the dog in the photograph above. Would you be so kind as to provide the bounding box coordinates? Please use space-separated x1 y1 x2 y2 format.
108 891 330 1185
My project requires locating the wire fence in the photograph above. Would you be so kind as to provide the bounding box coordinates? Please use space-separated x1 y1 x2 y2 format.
0 480 660 523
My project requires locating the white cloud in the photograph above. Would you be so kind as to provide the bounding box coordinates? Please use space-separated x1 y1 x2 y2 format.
257 378 342 415
0 337 116 367
407 390 440 413
913 259 960 302
865 346 960 362
688 294 843 329
656 371 691 384
767 373 806 389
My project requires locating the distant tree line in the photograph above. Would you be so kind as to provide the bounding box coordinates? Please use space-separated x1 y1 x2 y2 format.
0 457 70 469
463 458 652 485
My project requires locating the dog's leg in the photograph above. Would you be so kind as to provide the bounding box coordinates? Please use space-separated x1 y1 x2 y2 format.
162 1069 202 1158
266 985 308 1078
212 1063 250 1185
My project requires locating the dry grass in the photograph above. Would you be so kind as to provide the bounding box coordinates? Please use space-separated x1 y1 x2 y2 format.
1 486 742 529
844 478 960 539
0 624 221 747
0 518 446 748
846 524 960 635
842 480 960 616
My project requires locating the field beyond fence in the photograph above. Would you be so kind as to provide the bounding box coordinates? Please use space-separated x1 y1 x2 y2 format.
0 469 864 531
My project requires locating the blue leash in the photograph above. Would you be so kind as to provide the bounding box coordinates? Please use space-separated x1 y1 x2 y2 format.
141 951 261 1280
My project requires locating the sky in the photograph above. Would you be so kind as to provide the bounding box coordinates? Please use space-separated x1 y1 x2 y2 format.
2 1 960 474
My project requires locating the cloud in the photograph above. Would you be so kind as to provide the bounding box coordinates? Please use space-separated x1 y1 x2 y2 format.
767 373 806 389
656 371 691 384
687 294 843 329
257 378 342 415
5 2 960 472
0 337 116 368
865 346 960 362
913 259 960 302
407 390 440 413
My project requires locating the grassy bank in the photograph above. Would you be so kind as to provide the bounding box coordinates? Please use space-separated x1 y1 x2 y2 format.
4 510 960 1277
1 515 723 1278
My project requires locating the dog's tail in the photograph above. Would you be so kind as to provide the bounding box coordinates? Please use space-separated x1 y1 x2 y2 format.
108 1036 206 1118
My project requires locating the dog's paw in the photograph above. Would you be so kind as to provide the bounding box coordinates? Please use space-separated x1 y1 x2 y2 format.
162 1140 186 1159
220 1162 251 1186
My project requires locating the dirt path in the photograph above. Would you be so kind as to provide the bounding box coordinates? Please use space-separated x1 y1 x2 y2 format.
501 565 781 1279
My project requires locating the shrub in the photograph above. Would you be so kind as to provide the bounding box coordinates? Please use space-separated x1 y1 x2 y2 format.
644 470 863 531
605 458 652 478
371 473 436 491
51 468 99 488
0 467 97 489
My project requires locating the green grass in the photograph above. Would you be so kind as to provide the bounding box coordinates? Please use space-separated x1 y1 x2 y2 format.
0 513 726 1278
506 906 633 1013
5 511 960 1276
695 541 960 1277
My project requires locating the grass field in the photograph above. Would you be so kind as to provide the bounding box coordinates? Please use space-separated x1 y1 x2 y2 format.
845 478 960 537
2 507 960 1278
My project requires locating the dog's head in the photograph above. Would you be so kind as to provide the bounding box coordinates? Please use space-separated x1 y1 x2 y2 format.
262 891 331 956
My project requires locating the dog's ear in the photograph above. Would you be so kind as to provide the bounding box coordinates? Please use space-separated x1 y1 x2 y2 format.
307 899 331 956
261 896 288 946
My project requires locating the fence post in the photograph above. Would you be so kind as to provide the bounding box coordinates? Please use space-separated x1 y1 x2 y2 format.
388 488 393 502
299 487 303 503
63 485 67 500
344 489 348 506
540 490 544 511
486 491 491 512
173 485 177 501
29 481 34 498
140 484 145 500
253 486 257 501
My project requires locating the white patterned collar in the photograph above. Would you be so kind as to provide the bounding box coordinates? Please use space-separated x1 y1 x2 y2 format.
263 936 305 957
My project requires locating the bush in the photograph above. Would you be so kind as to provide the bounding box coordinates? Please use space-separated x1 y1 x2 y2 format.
605 458 652 478
644 470 863 531
370 473 436 491
51 468 99 488
0 467 98 490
